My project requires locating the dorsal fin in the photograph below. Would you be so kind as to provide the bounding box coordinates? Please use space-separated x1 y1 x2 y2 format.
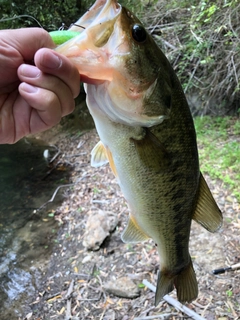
193 173 222 232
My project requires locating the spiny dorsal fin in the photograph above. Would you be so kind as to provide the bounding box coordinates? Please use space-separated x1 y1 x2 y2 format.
193 172 222 232
91 141 109 167
121 216 149 243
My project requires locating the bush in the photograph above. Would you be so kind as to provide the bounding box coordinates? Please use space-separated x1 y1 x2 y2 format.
141 0 240 115
0 0 90 31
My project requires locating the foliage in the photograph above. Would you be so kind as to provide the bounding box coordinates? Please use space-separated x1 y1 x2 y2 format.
142 0 240 115
194 116 240 201
0 0 90 31
119 0 158 16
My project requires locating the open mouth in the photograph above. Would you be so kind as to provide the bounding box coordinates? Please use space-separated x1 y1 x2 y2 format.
55 0 122 82
69 0 121 32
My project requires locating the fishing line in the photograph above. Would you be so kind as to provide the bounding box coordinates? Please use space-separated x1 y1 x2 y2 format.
0 14 43 28
0 15 86 31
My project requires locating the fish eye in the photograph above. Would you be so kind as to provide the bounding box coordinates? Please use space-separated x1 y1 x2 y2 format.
132 24 147 43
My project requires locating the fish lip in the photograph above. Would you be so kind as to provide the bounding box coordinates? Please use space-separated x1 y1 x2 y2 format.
55 0 122 83
69 0 121 31
81 75 105 85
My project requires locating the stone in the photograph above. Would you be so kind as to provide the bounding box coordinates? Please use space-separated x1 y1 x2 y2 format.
82 210 118 250
104 276 140 299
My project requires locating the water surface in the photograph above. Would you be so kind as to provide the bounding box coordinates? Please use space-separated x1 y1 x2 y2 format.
0 138 70 319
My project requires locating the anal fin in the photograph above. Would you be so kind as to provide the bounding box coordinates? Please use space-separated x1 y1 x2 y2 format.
193 173 222 232
121 216 149 243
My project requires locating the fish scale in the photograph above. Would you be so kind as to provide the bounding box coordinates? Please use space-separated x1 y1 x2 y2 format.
54 0 223 305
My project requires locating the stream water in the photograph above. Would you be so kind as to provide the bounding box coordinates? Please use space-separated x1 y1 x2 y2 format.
0 138 70 319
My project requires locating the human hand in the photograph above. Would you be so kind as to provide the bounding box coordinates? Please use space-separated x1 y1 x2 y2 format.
0 28 80 144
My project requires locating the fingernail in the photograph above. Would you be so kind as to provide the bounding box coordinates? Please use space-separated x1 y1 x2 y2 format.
42 52 62 69
21 83 38 93
20 65 40 78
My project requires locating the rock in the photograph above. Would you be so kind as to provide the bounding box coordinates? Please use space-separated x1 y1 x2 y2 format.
82 210 118 250
82 255 92 264
104 276 140 299
104 309 116 320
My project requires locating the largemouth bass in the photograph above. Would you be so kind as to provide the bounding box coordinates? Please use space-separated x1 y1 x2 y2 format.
55 0 222 305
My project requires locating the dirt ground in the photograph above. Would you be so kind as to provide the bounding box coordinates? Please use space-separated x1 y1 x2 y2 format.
22 119 240 320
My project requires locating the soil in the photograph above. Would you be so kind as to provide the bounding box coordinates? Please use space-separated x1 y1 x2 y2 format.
19 114 240 320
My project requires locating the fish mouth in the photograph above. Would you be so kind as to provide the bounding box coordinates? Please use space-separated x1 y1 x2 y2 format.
55 0 122 82
70 0 120 32
55 0 170 127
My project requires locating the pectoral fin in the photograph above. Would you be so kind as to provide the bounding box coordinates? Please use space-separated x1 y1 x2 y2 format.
193 173 222 232
121 216 149 243
91 141 109 167
131 128 170 172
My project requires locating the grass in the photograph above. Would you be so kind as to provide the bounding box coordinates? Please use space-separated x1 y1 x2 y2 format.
194 116 240 201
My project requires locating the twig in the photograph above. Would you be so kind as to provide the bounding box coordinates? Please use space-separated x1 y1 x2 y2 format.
49 148 61 163
142 280 206 320
231 55 238 86
64 280 74 319
37 174 89 211
64 280 74 300
134 313 178 319
43 160 66 179
78 293 102 301
77 140 86 149
162 39 177 50
153 37 177 50
135 306 157 318
201 297 212 318
92 199 110 204
65 152 87 157
38 183 74 210
184 59 200 94
46 292 62 301
72 272 91 278
48 272 63 280
99 307 106 320
65 298 72 320
190 28 203 44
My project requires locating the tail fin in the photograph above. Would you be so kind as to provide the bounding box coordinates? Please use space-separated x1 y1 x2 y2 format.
155 271 174 306
174 260 198 303
155 260 198 306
